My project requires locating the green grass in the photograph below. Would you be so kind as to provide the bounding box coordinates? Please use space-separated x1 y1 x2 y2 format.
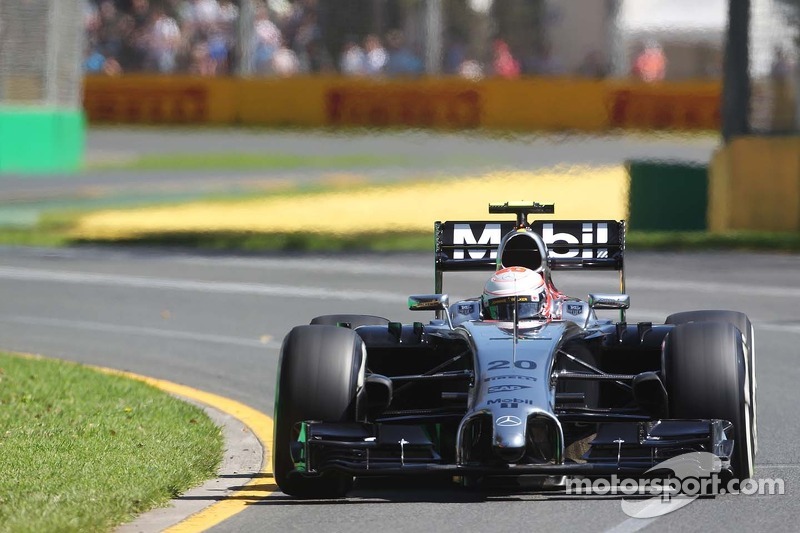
626 230 800 251
70 230 435 252
0 226 71 247
88 152 408 172
0 353 223 532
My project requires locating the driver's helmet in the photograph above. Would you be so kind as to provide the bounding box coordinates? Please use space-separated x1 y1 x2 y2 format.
482 266 548 321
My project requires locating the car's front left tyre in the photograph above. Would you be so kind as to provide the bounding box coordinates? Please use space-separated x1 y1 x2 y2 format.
663 321 754 481
665 310 757 455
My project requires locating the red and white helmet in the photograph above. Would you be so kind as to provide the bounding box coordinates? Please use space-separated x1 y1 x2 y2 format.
482 266 548 320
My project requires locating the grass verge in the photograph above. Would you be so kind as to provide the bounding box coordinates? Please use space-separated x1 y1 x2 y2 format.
87 152 407 172
0 352 223 532
71 230 434 252
0 227 71 247
626 230 800 251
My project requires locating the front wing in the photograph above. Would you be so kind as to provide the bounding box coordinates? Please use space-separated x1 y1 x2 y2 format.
288 418 734 479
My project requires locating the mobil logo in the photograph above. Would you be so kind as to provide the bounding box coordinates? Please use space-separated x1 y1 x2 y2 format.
541 222 609 259
452 223 502 259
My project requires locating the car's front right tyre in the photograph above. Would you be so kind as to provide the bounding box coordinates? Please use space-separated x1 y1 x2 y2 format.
273 325 365 498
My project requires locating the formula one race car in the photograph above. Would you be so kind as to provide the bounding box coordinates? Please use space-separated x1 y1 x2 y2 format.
273 202 757 497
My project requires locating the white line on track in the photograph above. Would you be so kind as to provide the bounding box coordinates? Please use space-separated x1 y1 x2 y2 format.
174 255 434 277
0 266 406 303
604 517 657 533
0 315 281 349
759 323 800 335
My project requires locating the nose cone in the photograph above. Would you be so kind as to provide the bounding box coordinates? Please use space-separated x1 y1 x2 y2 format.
493 420 526 463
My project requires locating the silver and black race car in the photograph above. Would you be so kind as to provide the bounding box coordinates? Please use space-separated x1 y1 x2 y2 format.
273 202 757 498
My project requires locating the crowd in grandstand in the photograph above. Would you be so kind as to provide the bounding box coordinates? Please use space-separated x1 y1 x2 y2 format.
84 0 318 76
82 0 634 80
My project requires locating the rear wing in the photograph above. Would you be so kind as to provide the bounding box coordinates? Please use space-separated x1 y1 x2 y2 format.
434 219 626 294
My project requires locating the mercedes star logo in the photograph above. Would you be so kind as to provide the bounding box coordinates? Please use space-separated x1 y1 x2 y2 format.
495 415 522 427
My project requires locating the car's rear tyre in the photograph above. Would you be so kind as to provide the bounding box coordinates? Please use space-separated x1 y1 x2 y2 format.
310 314 390 329
663 321 754 480
665 310 757 454
273 325 365 498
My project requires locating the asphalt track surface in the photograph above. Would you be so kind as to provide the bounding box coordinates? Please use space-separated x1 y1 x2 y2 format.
0 246 798 532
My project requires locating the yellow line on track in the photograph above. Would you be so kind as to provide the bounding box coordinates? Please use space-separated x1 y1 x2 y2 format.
93 366 276 533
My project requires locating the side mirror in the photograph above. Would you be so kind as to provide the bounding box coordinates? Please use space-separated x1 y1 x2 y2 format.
588 293 630 310
408 294 453 329
408 294 450 312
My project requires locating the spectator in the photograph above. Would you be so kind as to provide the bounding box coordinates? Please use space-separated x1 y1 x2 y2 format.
525 42 564 76
102 57 124 76
384 29 422 76
148 7 182 73
85 9 124 81
254 5 282 73
176 0 199 28
85 49 107 73
123 0 153 73
205 22 231 73
193 0 222 26
177 0 222 48
84 2 104 72
282 0 317 49
216 0 239 69
188 41 217 76
458 59 483 81
130 0 152 29
95 0 125 60
576 50 609 79
492 39 520 79
218 0 238 23
632 40 666 83
444 35 467 75
293 9 326 73
364 34 387 75
340 38 367 75
272 42 300 77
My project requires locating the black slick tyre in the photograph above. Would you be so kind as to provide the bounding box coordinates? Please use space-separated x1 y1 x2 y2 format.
273 325 365 498
665 310 757 454
663 321 754 480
